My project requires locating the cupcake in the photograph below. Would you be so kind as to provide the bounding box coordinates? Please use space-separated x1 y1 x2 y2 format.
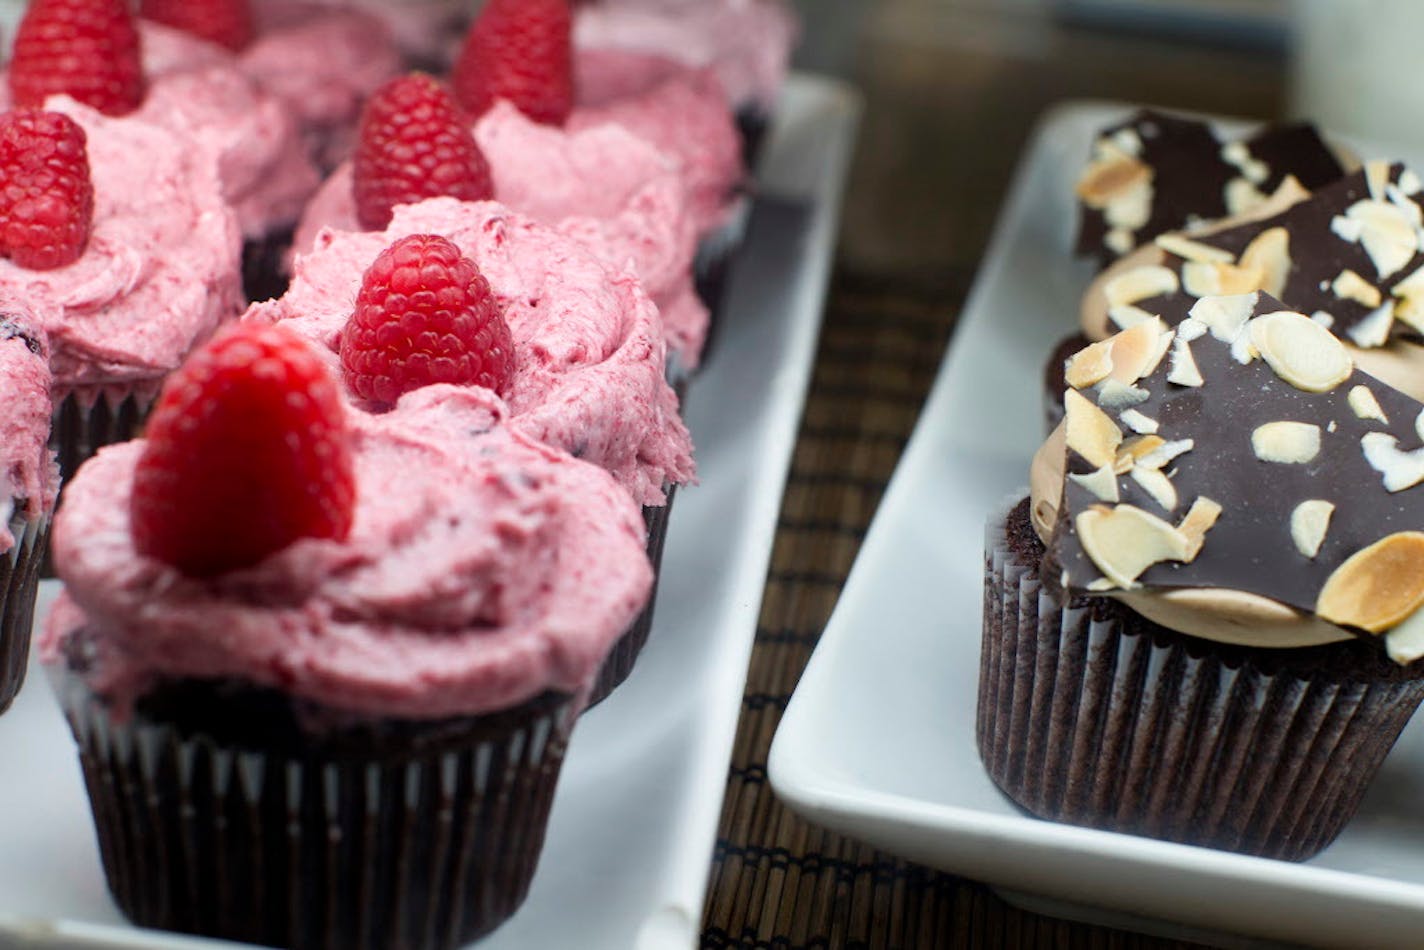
1075 109 1350 267
0 313 57 712
572 0 798 166
986 291 1424 859
251 202 695 699
0 101 241 481
293 85 709 374
41 323 653 948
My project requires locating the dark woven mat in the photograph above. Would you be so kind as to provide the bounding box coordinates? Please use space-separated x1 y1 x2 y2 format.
699 270 1204 950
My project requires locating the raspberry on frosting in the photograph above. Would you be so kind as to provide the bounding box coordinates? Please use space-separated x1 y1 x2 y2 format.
141 0 254 53
453 0 574 126
10 0 146 117
0 109 95 271
341 234 514 406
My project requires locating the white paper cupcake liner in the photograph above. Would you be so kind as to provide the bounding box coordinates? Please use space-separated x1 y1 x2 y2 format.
979 501 1424 861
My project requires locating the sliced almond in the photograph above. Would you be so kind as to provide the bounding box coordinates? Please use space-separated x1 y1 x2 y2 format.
1290 500 1335 559
1331 269 1383 308
1177 497 1223 559
1064 388 1123 469
1182 261 1266 298
1248 310 1354 392
1168 336 1204 387
1331 214 1364 243
1077 154 1152 210
1105 318 1171 383
1401 168 1423 196
1391 265 1424 334
1119 409 1159 434
1347 304 1395 349
1416 407 1424 443
1366 160 1392 202
1188 293 1258 344
1116 434 1166 474
1130 466 1178 511
1225 177 1268 216
1348 384 1389 424
1386 606 1424 664
1344 199 1419 280
1105 229 1135 256
1317 532 1424 632
1155 233 1234 265
1311 310 1336 329
1108 304 1156 330
1064 339 1115 389
1239 227 1291 298
1075 504 1194 589
1362 431 1424 492
1068 465 1119 503
1104 266 1179 308
1136 438 1194 472
1222 142 1269 183
1252 421 1321 464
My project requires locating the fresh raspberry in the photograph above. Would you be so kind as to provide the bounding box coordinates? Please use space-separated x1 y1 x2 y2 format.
140 0 253 52
340 234 515 407
0 109 95 271
10 0 146 117
132 324 356 578
353 73 494 231
452 0 573 126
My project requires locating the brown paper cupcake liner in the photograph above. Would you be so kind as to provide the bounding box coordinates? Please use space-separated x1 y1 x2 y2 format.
735 107 772 171
243 229 297 304
51 669 577 950
978 500 1424 862
693 196 753 366
0 513 48 713
587 486 679 708
51 389 152 485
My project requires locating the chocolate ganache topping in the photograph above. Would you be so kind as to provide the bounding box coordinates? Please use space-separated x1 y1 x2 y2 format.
1075 110 1348 266
1038 290 1424 664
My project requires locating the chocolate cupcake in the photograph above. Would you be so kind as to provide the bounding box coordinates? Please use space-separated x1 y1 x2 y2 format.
41 326 652 948
984 292 1424 860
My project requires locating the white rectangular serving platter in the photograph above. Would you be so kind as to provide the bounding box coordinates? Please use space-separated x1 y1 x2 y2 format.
769 100 1424 950
0 75 861 950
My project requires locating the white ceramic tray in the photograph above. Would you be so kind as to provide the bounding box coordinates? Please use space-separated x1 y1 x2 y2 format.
0 75 861 950
769 100 1424 950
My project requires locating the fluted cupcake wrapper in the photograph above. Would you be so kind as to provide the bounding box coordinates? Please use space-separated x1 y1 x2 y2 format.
0 513 48 714
51 389 152 485
978 505 1424 862
243 230 297 305
587 487 679 708
51 671 577 950
694 196 753 367
736 107 772 171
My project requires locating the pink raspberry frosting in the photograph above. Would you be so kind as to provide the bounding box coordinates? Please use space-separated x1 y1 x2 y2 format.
0 314 58 548
249 198 694 506
292 101 709 365
0 97 242 407
574 0 798 113
41 385 653 720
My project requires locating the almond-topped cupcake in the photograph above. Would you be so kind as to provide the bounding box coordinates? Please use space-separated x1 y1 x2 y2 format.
0 313 57 713
42 323 652 948
0 103 241 481
293 76 709 371
985 291 1424 860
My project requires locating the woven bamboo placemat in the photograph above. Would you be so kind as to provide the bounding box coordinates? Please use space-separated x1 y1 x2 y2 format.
698 271 1204 950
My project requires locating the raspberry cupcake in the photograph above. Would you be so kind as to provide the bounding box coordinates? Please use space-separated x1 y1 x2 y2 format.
0 313 58 713
986 292 1424 859
292 76 708 373
252 206 694 699
42 323 652 948
0 103 241 481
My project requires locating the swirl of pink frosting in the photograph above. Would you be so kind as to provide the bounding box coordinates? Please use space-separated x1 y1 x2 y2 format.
570 59 744 234
0 97 242 406
0 313 58 547
41 385 653 720
291 101 709 365
574 0 798 112
250 198 694 506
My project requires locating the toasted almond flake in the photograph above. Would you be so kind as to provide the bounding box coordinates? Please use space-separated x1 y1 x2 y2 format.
1391 265 1424 333
1120 409 1159 434
1177 497 1223 559
1168 335 1204 387
1155 233 1234 264
1386 606 1424 664
1131 466 1178 511
1075 504 1195 589
1402 168 1423 196
1068 465 1119 503
1143 325 1175 378
1248 310 1354 392
1252 422 1321 464
1362 431 1424 492
1225 177 1267 216
1136 438 1194 471
1182 261 1266 298
1064 339 1115 389
1348 384 1390 424
1367 160 1392 201
1318 532 1424 632
1077 153 1151 209
1416 408 1424 443
1344 199 1419 279
1087 578 1117 593
1105 266 1179 308
1311 310 1336 329
1116 435 1166 474
1331 214 1364 243
1347 304 1395 348
1107 180 1153 232
1332 269 1384 308
1064 388 1123 469
1110 129 1143 156
1239 227 1290 298
1388 184 1424 227
1104 318 1167 383
1189 293 1258 344
1176 317 1207 342
1108 304 1155 330
1290 500 1335 559
1105 229 1134 256
1096 378 1150 410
